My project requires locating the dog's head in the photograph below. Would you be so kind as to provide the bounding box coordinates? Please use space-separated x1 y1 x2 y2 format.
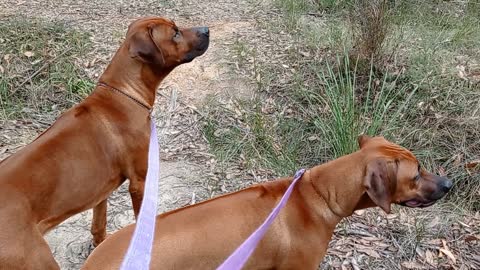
125 17 209 69
358 135 452 213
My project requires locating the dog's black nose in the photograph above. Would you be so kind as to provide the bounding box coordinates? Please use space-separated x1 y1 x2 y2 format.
195 27 209 37
440 179 453 193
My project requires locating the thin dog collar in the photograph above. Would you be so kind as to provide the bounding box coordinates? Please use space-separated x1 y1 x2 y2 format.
98 82 152 113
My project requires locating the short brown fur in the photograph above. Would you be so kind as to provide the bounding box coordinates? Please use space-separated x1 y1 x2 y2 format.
0 17 209 269
82 136 452 270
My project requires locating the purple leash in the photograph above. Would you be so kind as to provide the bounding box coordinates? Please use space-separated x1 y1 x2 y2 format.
216 169 306 270
118 118 303 270
120 120 159 270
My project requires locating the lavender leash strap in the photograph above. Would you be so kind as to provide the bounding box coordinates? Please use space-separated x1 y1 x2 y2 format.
120 120 159 270
216 169 306 270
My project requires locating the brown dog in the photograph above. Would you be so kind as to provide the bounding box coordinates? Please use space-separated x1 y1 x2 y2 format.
0 17 209 269
82 136 452 270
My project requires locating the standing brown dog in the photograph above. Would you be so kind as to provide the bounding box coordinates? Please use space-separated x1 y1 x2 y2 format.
82 136 452 270
0 17 209 270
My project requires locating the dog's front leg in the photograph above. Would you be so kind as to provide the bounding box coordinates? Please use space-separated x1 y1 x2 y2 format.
129 177 145 219
91 199 107 247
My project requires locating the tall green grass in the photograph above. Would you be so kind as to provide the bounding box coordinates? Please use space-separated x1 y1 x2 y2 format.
203 52 419 174
313 55 418 157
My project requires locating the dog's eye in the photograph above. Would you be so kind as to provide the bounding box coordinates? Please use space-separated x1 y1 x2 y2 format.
414 174 420 181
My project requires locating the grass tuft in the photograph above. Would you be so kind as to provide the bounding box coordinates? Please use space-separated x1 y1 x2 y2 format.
202 51 420 174
348 0 391 66
0 18 93 119
313 54 418 157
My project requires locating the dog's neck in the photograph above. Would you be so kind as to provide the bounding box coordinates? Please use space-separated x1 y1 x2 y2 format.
98 47 173 108
307 151 375 219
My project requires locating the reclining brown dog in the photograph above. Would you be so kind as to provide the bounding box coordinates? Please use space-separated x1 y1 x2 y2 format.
82 135 452 269
0 17 209 269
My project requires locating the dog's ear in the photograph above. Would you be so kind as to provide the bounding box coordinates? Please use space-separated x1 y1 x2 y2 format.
363 159 397 213
358 134 371 149
128 25 165 66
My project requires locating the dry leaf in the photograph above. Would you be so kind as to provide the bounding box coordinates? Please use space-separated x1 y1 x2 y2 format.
438 166 446 176
299 51 310 57
428 216 440 228
466 160 480 174
375 242 390 248
361 248 381 258
354 209 366 216
456 65 467 80
363 236 383 241
439 248 456 264
442 239 448 249
401 261 426 269
416 246 425 258
466 160 480 168
0 65 4 74
453 154 463 167
458 221 470 228
464 235 479 242
387 213 399 219
90 58 97 67
471 71 480 82
425 250 436 265
24 51 34 57
426 239 442 245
